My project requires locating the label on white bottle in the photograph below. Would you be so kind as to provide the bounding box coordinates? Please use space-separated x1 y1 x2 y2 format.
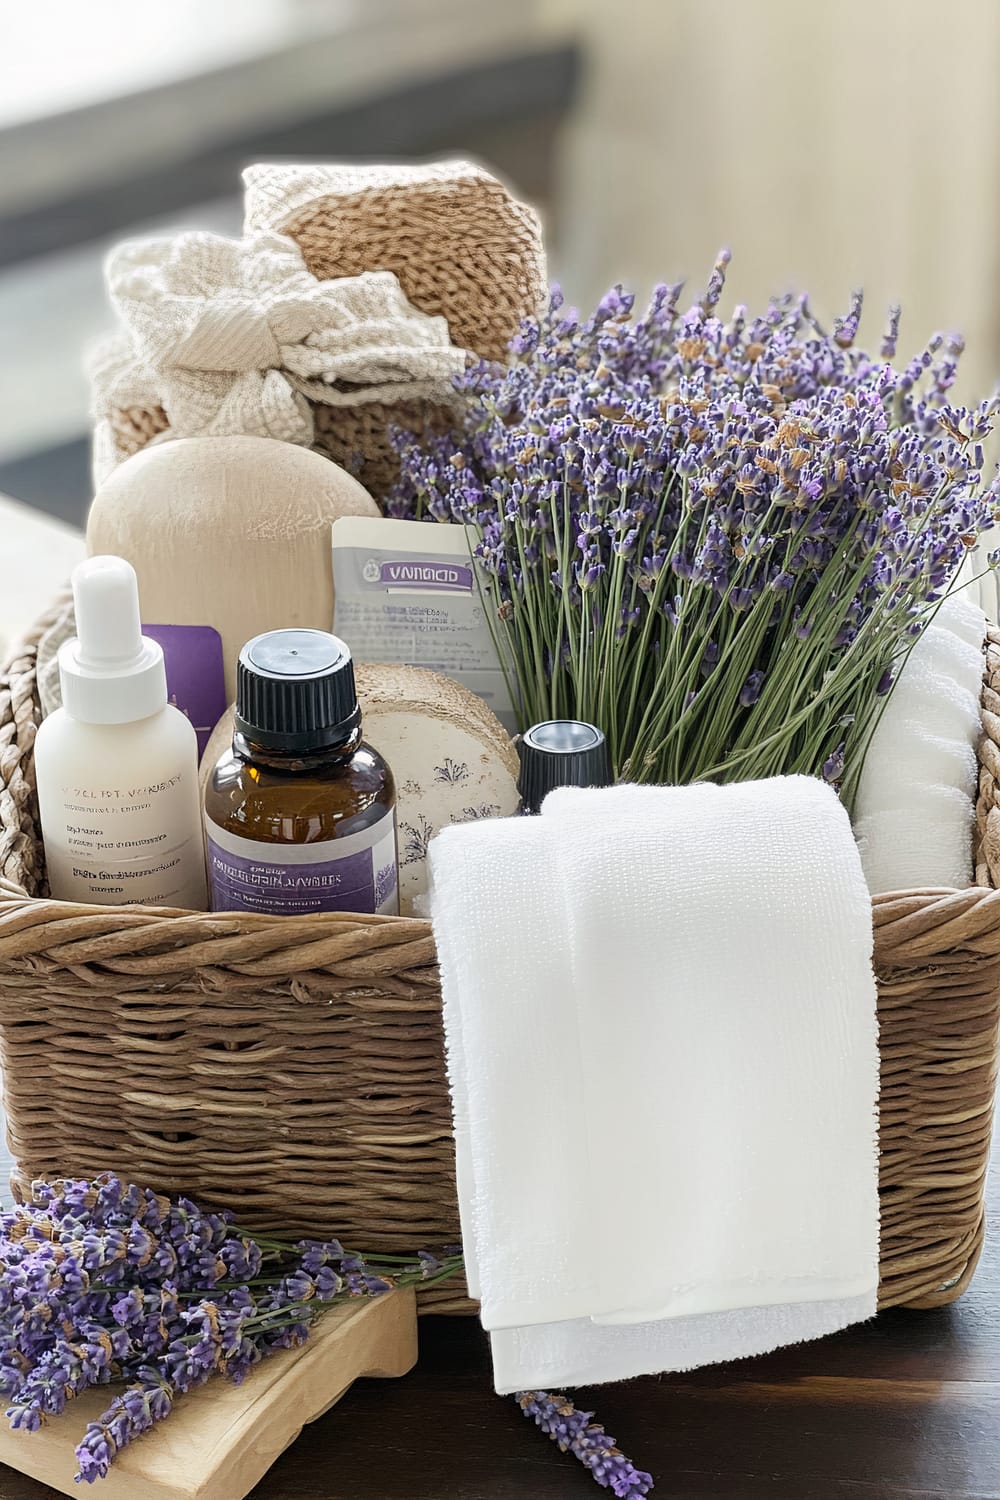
204 812 399 917
43 771 206 907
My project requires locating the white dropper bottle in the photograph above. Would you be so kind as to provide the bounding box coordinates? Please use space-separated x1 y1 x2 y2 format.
34 555 208 909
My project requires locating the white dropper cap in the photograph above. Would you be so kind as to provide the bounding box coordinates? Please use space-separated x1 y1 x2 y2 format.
58 555 167 724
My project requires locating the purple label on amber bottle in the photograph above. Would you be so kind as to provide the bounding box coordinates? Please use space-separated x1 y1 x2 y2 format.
143 624 227 758
207 841 375 915
205 815 399 917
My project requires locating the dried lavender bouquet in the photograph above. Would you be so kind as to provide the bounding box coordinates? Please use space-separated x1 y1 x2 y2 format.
389 254 998 805
0 1175 460 1482
0 1176 652 1496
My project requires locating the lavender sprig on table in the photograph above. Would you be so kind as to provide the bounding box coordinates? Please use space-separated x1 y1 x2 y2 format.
517 1390 654 1498
0 1175 461 1482
389 256 999 804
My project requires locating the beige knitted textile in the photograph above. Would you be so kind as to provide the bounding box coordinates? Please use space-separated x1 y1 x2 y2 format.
93 161 547 501
91 230 465 485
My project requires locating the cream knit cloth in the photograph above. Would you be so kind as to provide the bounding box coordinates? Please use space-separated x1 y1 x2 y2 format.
90 229 465 484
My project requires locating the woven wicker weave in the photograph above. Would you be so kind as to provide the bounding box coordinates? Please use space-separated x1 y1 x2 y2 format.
1 608 1000 1315
102 393 449 506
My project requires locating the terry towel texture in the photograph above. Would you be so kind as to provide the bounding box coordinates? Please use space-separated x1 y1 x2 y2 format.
429 777 880 1393
854 592 986 894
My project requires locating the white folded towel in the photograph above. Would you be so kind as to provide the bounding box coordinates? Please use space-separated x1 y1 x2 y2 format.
489 1295 876 1391
940 589 989 650
431 814 603 1324
856 718 977 820
854 592 985 894
430 776 880 1392
854 788 977 894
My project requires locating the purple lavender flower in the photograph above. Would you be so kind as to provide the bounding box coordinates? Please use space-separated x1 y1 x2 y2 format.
296 1238 346 1274
220 1237 263 1281
701 247 731 314
739 671 766 708
222 1336 263 1386
881 305 901 360
1 1177 464 1483
314 1267 344 1301
823 745 846 784
833 288 864 349
517 1390 654 1498
276 1270 316 1304
388 254 994 800
75 1425 114 1482
76 1373 173 1482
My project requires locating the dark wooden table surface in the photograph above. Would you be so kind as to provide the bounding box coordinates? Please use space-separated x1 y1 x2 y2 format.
0 1167 997 1500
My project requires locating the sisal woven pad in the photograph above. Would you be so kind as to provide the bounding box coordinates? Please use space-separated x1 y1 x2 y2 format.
242 160 546 497
243 160 547 363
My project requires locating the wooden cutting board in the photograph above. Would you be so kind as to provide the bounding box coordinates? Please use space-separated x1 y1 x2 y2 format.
0 1289 417 1500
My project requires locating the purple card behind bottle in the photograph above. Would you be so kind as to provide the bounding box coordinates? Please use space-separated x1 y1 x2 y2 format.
143 623 228 759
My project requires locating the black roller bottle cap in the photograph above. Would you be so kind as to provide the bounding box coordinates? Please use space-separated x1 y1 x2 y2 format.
235 629 362 751
518 719 612 814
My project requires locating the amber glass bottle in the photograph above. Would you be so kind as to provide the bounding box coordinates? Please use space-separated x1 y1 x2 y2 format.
203 629 398 916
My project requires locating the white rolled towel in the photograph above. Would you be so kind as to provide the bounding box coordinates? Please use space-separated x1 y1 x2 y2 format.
854 593 985 894
876 644 980 747
856 723 977 820
853 787 977 894
941 590 990 649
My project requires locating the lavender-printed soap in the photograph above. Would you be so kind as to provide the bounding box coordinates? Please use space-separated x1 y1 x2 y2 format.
199 664 520 916
354 663 520 914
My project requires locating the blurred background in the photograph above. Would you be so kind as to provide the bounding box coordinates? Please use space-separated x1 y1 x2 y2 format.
2 0 999 640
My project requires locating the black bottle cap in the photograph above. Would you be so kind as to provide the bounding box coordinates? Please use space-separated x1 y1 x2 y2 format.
517 720 612 814
234 629 362 752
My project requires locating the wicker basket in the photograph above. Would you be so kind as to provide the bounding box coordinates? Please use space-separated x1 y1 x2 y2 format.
2 603 1000 1315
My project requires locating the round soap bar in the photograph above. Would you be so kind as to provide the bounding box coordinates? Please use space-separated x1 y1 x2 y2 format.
199 663 520 916
356 663 520 914
87 436 381 699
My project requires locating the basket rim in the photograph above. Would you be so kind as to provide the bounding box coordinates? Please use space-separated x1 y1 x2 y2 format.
1 607 998 950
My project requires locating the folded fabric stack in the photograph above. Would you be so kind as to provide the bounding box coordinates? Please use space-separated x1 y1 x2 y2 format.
853 592 986 894
430 777 880 1393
